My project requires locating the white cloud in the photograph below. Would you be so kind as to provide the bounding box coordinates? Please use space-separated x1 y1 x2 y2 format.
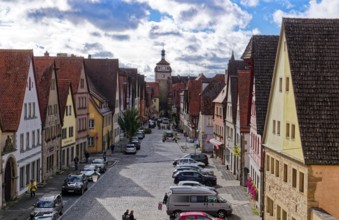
240 0 260 7
0 0 256 80
273 0 339 27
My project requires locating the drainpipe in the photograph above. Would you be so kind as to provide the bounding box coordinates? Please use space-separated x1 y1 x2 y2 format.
260 146 266 219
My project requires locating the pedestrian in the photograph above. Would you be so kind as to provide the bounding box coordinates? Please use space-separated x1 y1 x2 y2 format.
129 210 136 220
103 150 107 162
85 151 89 163
122 209 129 220
74 155 79 171
28 179 37 197
110 144 115 154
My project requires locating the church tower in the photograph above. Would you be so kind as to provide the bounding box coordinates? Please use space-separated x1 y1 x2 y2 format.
155 49 172 116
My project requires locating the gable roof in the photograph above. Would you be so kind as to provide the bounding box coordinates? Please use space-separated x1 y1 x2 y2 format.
242 35 279 135
34 58 55 125
187 79 202 116
227 58 245 124
283 18 339 165
238 70 252 133
146 82 160 97
57 79 73 121
0 49 33 131
84 58 119 111
201 74 225 115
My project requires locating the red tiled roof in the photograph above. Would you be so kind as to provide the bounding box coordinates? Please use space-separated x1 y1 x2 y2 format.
238 70 252 133
201 74 225 115
33 58 55 125
146 82 160 97
84 59 119 111
0 49 33 131
54 57 84 94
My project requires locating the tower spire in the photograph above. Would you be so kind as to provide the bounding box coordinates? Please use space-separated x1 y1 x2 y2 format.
230 50 235 60
161 47 165 60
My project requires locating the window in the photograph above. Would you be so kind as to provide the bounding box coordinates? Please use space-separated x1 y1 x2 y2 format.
69 106 72 115
69 127 74 137
24 103 27 119
277 121 281 135
279 77 282 92
291 124 295 139
273 120 276 134
282 209 287 220
275 160 280 177
266 155 270 172
271 157 274 175
20 134 24 151
33 103 35 117
277 205 281 220
26 132 30 149
51 79 56 90
292 168 297 188
80 78 84 88
20 167 24 189
32 131 35 147
266 197 273 216
62 128 67 139
26 164 30 185
29 103 32 118
299 172 304 193
286 123 290 138
286 77 289 92
88 137 94 146
89 119 94 129
283 164 288 182
37 129 40 145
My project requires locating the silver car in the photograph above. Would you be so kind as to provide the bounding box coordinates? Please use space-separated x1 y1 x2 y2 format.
31 194 63 218
80 165 100 181
91 159 106 173
125 143 137 154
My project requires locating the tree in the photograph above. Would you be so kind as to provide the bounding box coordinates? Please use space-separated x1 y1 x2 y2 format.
118 108 141 140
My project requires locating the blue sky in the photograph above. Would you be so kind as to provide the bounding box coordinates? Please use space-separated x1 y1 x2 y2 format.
0 0 337 81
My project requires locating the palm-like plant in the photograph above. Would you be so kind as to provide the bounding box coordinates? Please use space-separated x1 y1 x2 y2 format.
118 108 141 141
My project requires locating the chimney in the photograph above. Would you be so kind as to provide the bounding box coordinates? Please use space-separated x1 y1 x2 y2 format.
44 51 49 57
88 54 92 59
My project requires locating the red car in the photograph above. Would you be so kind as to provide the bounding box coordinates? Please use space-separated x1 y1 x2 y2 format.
178 211 224 220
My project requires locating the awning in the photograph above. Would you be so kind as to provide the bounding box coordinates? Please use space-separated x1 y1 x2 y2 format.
209 138 223 149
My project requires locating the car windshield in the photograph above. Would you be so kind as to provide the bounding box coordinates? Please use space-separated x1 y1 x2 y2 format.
217 195 226 202
36 200 54 208
34 216 54 220
166 132 173 137
127 145 135 148
67 176 81 183
82 167 94 171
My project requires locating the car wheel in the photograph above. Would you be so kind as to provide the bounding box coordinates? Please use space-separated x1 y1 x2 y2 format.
173 210 181 218
206 181 212 186
217 210 226 218
80 187 84 195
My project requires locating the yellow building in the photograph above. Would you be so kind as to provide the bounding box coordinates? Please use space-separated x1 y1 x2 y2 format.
87 79 112 154
58 81 76 169
262 18 339 220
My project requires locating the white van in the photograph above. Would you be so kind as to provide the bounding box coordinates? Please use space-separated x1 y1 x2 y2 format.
163 186 232 219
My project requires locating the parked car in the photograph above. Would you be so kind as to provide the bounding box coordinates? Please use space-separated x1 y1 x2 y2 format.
176 158 205 167
173 170 217 186
31 194 63 218
163 130 175 142
80 165 100 181
177 180 215 191
125 143 137 154
164 186 232 218
91 158 106 173
136 130 145 139
61 174 88 195
173 153 209 166
173 165 214 177
148 120 156 128
178 211 224 220
32 211 60 220
130 139 141 150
